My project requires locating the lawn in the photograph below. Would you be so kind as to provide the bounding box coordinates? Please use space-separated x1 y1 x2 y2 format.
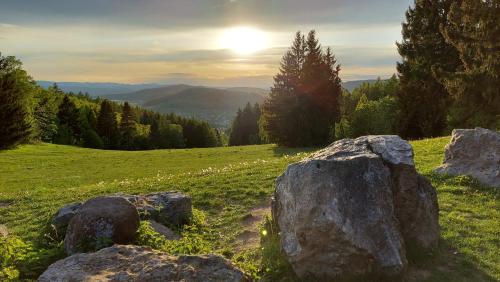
0 138 498 281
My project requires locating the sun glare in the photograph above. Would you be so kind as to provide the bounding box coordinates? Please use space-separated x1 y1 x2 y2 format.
219 27 269 55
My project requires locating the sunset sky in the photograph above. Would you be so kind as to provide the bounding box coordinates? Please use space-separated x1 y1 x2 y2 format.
0 0 413 87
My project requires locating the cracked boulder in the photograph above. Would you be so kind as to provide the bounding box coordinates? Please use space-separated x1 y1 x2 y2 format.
272 135 439 281
436 128 500 188
64 196 140 255
39 245 246 282
123 192 192 226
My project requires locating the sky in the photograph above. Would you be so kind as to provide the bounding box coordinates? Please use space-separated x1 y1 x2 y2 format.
0 0 413 88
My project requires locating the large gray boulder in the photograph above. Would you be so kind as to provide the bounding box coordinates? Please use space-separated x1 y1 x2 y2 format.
38 245 246 282
64 196 140 255
436 128 500 188
124 192 192 226
272 135 439 281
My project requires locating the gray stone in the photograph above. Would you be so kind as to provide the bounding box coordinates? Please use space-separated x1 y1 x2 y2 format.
436 128 500 188
51 202 82 235
147 220 180 240
38 245 246 282
273 135 439 281
124 192 192 226
64 196 140 255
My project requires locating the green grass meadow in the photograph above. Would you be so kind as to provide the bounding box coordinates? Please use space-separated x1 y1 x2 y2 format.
0 138 498 281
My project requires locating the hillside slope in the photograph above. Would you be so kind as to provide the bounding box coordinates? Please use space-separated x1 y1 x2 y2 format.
0 138 498 281
109 86 267 128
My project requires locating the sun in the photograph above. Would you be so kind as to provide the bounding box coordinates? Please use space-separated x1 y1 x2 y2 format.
219 27 269 55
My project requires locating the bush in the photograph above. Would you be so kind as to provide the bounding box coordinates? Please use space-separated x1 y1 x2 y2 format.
82 129 104 149
136 209 212 255
0 236 64 281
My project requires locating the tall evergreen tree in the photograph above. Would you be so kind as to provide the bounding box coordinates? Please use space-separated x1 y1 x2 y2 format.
261 31 341 147
120 102 138 149
0 54 34 149
229 103 262 146
56 96 81 144
396 0 462 139
438 0 500 129
34 94 57 142
97 100 119 148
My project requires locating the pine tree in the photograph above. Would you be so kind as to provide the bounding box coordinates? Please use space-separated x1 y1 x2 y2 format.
120 102 138 149
97 100 119 148
56 96 81 144
34 94 57 142
229 103 262 146
438 0 500 129
0 54 34 149
396 0 462 139
261 31 341 146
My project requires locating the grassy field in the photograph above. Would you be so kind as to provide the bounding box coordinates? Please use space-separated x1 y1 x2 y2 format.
0 138 498 281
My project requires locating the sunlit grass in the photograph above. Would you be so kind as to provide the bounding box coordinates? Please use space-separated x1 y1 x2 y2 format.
0 138 498 281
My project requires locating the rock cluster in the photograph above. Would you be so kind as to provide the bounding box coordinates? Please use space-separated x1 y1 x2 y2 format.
39 245 246 282
436 128 499 188
272 135 439 281
51 191 192 254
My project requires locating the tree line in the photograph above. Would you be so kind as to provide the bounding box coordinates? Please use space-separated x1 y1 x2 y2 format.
0 54 222 150
229 0 498 147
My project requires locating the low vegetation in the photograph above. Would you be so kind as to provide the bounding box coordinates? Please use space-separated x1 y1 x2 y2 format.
0 137 498 281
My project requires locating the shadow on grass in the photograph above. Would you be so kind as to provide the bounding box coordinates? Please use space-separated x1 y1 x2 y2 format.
406 239 497 282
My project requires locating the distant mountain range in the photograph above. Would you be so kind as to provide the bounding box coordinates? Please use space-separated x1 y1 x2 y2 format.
36 81 161 96
36 79 379 128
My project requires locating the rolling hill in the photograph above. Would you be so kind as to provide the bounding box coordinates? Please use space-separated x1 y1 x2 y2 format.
108 85 268 128
37 79 382 128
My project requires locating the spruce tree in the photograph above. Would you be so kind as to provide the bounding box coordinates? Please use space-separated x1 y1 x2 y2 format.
97 100 119 148
0 54 34 149
261 31 341 146
120 102 138 149
438 0 500 129
396 0 461 139
34 94 57 142
56 96 81 144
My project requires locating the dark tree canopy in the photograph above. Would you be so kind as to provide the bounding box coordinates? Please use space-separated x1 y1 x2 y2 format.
396 0 462 139
229 102 262 146
97 99 120 149
0 54 34 149
438 0 500 129
261 31 342 147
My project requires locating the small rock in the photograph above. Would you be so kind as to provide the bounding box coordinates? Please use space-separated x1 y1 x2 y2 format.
0 224 8 237
38 245 246 282
436 128 500 188
64 196 140 255
51 202 82 235
147 220 180 240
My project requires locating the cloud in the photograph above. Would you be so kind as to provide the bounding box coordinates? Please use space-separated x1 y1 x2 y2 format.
0 0 412 29
0 0 411 85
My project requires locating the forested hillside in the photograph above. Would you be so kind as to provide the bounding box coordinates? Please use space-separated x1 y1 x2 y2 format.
0 54 222 151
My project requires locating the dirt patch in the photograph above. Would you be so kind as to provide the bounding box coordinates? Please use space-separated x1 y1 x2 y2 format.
405 266 432 282
0 201 12 208
234 201 271 252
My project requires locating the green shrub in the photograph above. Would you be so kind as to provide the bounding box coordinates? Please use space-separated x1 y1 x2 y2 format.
136 209 213 255
0 236 64 281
